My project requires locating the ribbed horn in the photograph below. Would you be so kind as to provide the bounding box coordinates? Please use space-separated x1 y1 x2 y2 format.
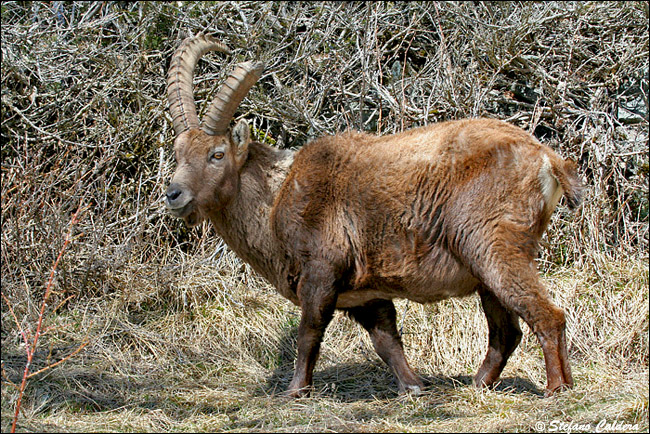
201 61 265 136
167 34 231 136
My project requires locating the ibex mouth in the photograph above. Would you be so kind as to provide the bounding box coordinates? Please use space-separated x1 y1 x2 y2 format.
166 201 203 227
166 201 191 217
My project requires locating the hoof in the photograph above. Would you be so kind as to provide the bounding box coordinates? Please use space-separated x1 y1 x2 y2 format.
544 383 573 398
285 385 311 399
398 382 424 396
473 377 499 390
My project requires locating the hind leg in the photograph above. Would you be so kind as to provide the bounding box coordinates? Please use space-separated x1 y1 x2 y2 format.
346 299 424 394
474 284 523 388
479 258 573 396
461 223 573 396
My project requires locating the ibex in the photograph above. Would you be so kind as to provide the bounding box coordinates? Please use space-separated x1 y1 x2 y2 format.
165 35 582 398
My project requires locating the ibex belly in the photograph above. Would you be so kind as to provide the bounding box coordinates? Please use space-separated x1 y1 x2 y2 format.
335 244 479 308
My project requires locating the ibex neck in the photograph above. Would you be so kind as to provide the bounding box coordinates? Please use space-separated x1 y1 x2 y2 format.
209 141 295 298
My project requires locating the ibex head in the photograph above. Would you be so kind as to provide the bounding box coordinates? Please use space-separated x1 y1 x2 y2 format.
165 35 264 226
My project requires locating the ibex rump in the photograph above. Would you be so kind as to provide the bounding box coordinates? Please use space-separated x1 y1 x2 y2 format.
165 35 582 398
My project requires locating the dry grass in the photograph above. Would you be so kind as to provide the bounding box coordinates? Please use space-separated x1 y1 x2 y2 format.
2 1 648 432
2 243 647 432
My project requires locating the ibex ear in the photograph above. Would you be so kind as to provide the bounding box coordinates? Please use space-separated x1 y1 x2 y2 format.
231 119 250 167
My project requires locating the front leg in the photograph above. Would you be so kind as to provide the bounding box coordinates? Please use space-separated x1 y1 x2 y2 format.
346 299 424 395
287 261 338 397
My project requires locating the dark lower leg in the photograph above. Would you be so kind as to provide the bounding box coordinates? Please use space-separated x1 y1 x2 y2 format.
474 285 522 388
287 263 338 398
484 271 573 395
288 324 328 397
535 304 573 396
347 299 423 394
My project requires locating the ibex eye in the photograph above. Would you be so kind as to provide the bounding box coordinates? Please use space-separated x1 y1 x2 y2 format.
212 151 225 160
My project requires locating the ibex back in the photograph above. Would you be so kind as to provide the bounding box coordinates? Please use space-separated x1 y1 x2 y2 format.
165 35 583 398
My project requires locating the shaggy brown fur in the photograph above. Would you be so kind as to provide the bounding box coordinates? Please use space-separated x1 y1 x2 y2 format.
165 34 582 399
166 117 582 398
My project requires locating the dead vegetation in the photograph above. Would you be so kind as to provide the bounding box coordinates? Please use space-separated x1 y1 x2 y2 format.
1 1 648 432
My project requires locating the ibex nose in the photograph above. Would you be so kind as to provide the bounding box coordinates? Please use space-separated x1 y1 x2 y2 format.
166 187 182 202
165 183 185 208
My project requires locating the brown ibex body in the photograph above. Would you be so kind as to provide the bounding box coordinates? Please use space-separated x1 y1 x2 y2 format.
165 35 582 398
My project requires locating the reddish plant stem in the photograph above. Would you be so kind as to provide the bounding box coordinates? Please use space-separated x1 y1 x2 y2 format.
8 204 83 433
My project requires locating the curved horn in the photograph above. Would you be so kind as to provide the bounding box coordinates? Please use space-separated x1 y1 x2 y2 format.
167 34 231 136
201 61 265 136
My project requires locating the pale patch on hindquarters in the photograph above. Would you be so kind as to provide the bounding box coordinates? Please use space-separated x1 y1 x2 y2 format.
539 154 564 214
